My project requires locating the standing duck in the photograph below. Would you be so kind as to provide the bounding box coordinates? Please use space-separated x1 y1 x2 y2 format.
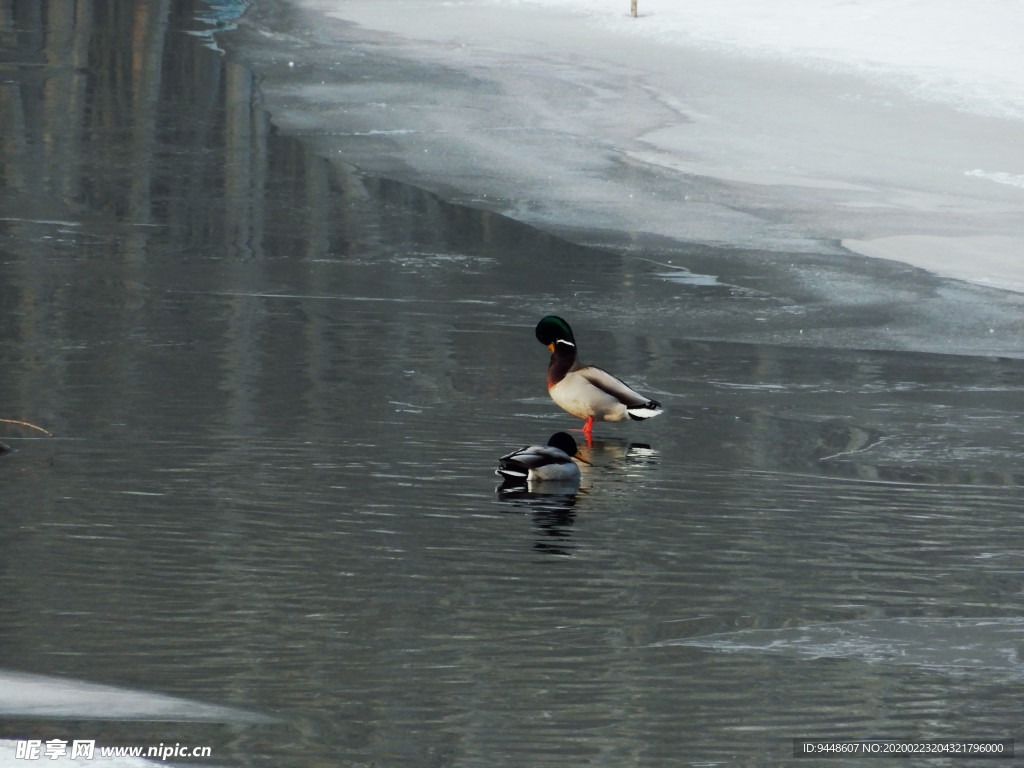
535 315 663 437
496 431 591 482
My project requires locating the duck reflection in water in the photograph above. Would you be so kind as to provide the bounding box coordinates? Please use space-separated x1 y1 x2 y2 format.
583 437 659 473
495 432 588 554
496 482 581 556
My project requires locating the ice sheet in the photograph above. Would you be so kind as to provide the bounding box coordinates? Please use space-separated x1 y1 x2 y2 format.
490 0 1024 121
0 670 265 767
845 235 1024 293
271 0 1024 291
303 0 1024 121
0 669 270 722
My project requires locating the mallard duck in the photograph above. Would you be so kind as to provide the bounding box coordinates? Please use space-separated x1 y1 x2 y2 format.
535 315 663 437
496 431 591 482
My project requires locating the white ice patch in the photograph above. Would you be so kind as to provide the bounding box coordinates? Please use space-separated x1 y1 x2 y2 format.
965 169 1024 190
0 668 271 722
656 268 722 287
662 617 1024 676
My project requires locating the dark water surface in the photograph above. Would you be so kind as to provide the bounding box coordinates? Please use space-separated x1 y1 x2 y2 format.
2 2 1024 766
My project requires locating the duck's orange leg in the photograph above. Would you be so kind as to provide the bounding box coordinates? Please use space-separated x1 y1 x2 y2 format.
582 417 594 437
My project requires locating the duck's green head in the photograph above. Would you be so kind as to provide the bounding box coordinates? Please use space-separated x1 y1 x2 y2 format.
535 316 575 351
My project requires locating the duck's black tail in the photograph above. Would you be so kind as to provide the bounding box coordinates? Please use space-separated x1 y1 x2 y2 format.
495 459 529 479
627 399 663 421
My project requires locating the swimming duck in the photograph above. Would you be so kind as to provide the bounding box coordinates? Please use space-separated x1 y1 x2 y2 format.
496 432 591 482
535 315 663 437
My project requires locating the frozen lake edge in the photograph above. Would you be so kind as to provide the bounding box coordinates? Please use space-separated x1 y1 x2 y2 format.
224 0 1024 357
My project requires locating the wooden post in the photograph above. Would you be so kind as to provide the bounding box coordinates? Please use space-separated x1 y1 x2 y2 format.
630 0 637 17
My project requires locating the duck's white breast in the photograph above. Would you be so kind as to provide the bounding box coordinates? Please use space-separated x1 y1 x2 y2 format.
550 372 629 421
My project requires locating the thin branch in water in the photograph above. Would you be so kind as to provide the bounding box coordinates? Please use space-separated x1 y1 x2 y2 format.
0 418 54 437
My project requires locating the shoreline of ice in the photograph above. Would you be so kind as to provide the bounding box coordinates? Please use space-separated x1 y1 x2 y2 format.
244 0 1024 295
